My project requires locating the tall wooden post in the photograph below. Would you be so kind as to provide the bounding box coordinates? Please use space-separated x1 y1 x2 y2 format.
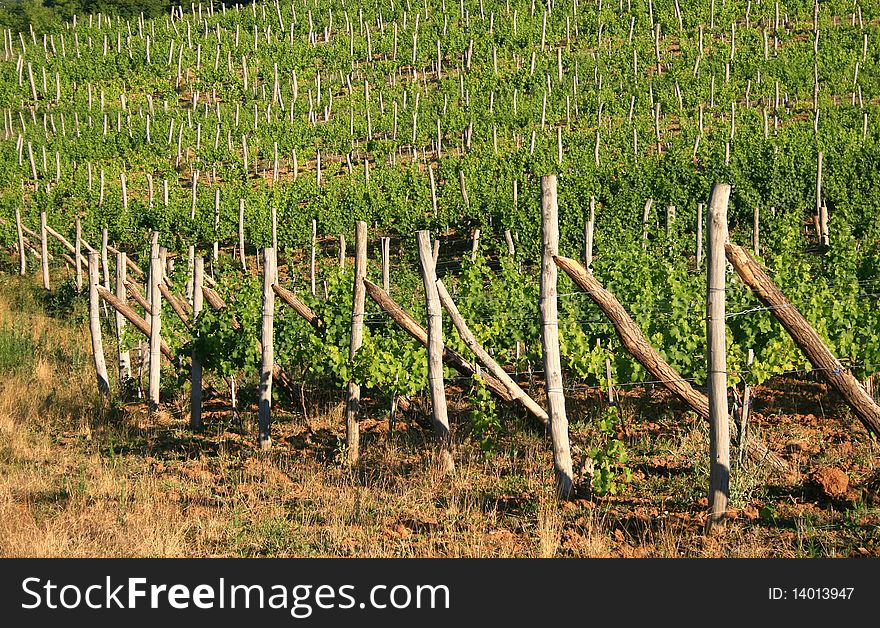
258 247 275 449
88 252 110 396
706 183 731 531
540 175 574 499
40 211 49 288
148 232 161 410
417 230 454 473
115 251 131 383
345 221 367 463
190 256 204 429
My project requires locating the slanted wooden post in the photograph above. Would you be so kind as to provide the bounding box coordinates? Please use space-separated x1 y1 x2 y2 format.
504 229 516 257
417 230 454 473
436 279 549 425
115 251 131 383
148 232 162 410
345 221 367 463
726 244 880 438
258 246 275 449
706 182 731 532
190 256 204 429
40 211 49 288
540 174 574 499
88 252 111 396
16 207 26 275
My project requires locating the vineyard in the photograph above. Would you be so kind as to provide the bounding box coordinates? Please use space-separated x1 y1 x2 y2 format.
0 0 879 557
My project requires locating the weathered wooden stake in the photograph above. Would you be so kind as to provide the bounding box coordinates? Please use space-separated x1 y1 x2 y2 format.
381 236 390 292
540 175 574 499
584 196 595 271
148 232 162 410
258 247 275 449
115 251 131 383
88 252 111 396
436 280 548 425
345 221 367 463
726 243 880 438
190 256 203 429
417 230 454 473
696 202 704 268
706 182 731 532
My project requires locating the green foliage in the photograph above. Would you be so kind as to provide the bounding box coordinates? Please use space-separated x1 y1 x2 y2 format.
589 406 632 497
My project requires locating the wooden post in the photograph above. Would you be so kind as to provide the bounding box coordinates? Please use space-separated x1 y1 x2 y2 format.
584 196 595 271
190 256 203 429
641 198 653 250
115 251 131 383
726 243 880 438
75 218 82 291
15 207 26 275
540 175 574 499
88 252 111 396
706 182 731 532
381 236 390 292
504 229 516 257
100 228 110 294
696 202 704 268
238 198 247 271
258 247 275 449
148 232 161 410
753 206 760 256
40 211 49 289
345 221 367 463
417 230 454 473
470 228 480 262
338 233 346 268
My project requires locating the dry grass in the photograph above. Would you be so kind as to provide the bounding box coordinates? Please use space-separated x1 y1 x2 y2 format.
0 273 878 558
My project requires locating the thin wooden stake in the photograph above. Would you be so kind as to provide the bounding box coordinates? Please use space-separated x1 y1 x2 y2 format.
88 252 111 396
148 232 162 410
258 247 275 449
190 256 204 429
345 221 367 463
